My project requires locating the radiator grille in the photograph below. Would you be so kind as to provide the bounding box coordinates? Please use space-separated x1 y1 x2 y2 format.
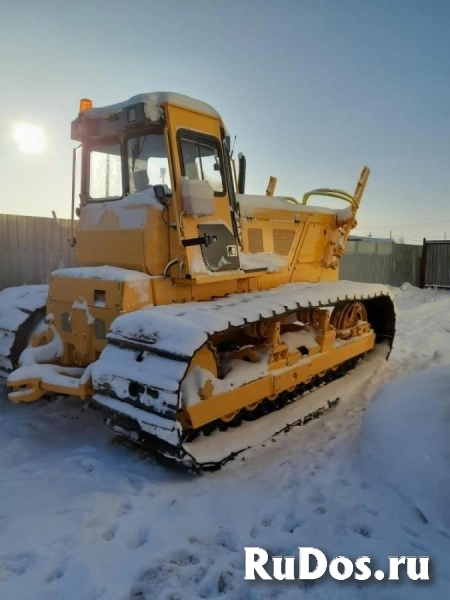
273 229 295 255
248 228 264 253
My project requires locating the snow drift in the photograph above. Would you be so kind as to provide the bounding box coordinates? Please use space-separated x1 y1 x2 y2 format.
361 365 450 530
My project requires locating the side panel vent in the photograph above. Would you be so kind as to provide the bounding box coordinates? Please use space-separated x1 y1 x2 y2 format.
273 229 295 255
248 228 264 253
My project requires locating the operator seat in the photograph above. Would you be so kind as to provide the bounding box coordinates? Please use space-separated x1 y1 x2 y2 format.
133 170 150 193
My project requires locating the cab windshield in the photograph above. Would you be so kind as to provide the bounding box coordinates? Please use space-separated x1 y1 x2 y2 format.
127 134 171 194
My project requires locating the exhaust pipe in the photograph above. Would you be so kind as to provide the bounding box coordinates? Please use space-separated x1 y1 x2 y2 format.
238 153 246 194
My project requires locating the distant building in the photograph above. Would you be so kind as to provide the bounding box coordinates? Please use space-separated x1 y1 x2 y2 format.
348 235 395 244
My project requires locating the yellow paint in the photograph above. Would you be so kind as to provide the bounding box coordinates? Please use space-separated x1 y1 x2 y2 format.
9 372 93 404
7 91 376 424
185 333 375 429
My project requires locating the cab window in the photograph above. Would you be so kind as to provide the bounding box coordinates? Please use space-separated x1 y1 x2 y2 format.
179 133 224 194
89 143 123 200
127 134 171 194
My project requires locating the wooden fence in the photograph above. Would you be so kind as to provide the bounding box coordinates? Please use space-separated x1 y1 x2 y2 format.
0 214 76 289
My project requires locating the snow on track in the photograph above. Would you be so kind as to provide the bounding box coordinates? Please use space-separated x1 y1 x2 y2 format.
1 284 450 599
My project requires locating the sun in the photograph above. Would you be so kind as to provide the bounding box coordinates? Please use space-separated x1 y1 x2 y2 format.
13 123 46 154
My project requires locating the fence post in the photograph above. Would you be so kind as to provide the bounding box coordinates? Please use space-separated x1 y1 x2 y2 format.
419 238 427 288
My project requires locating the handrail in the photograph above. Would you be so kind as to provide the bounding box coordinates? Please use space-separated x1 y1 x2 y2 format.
267 166 370 216
302 188 359 211
287 166 370 213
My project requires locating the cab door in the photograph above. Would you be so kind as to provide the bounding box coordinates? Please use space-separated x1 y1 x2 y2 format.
164 102 240 274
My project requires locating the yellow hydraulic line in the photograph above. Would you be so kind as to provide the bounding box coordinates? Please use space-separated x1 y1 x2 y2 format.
302 189 358 210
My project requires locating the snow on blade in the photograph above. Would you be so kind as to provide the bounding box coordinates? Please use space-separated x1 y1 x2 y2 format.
0 285 47 331
0 285 48 374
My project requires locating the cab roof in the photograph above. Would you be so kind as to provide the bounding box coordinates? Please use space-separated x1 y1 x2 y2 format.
84 92 222 122
72 91 223 142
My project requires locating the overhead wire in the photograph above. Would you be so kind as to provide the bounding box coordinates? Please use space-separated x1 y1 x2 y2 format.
356 220 450 230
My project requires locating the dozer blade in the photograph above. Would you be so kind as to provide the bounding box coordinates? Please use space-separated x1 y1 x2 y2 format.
91 281 395 472
0 285 48 378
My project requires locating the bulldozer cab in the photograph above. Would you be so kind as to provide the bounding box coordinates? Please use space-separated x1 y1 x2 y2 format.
71 93 241 276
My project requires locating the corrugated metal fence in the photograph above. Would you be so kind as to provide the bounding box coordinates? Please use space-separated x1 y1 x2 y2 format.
421 240 450 288
0 214 76 289
0 215 424 289
339 240 423 287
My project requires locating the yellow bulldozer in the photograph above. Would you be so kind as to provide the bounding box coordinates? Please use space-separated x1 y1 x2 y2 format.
0 92 395 470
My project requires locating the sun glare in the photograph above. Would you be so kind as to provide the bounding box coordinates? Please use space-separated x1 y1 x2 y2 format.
13 123 46 154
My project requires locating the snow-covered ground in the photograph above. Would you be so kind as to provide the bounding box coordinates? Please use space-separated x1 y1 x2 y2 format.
1 284 450 599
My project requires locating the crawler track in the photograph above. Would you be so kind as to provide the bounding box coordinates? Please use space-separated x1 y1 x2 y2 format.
91 281 395 471
183 355 360 443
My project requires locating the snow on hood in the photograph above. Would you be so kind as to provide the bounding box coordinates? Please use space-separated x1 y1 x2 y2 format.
360 365 450 530
84 92 222 123
238 194 353 221
52 266 152 282
81 187 164 231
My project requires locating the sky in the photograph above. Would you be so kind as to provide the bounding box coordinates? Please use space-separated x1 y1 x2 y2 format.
1 0 450 244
